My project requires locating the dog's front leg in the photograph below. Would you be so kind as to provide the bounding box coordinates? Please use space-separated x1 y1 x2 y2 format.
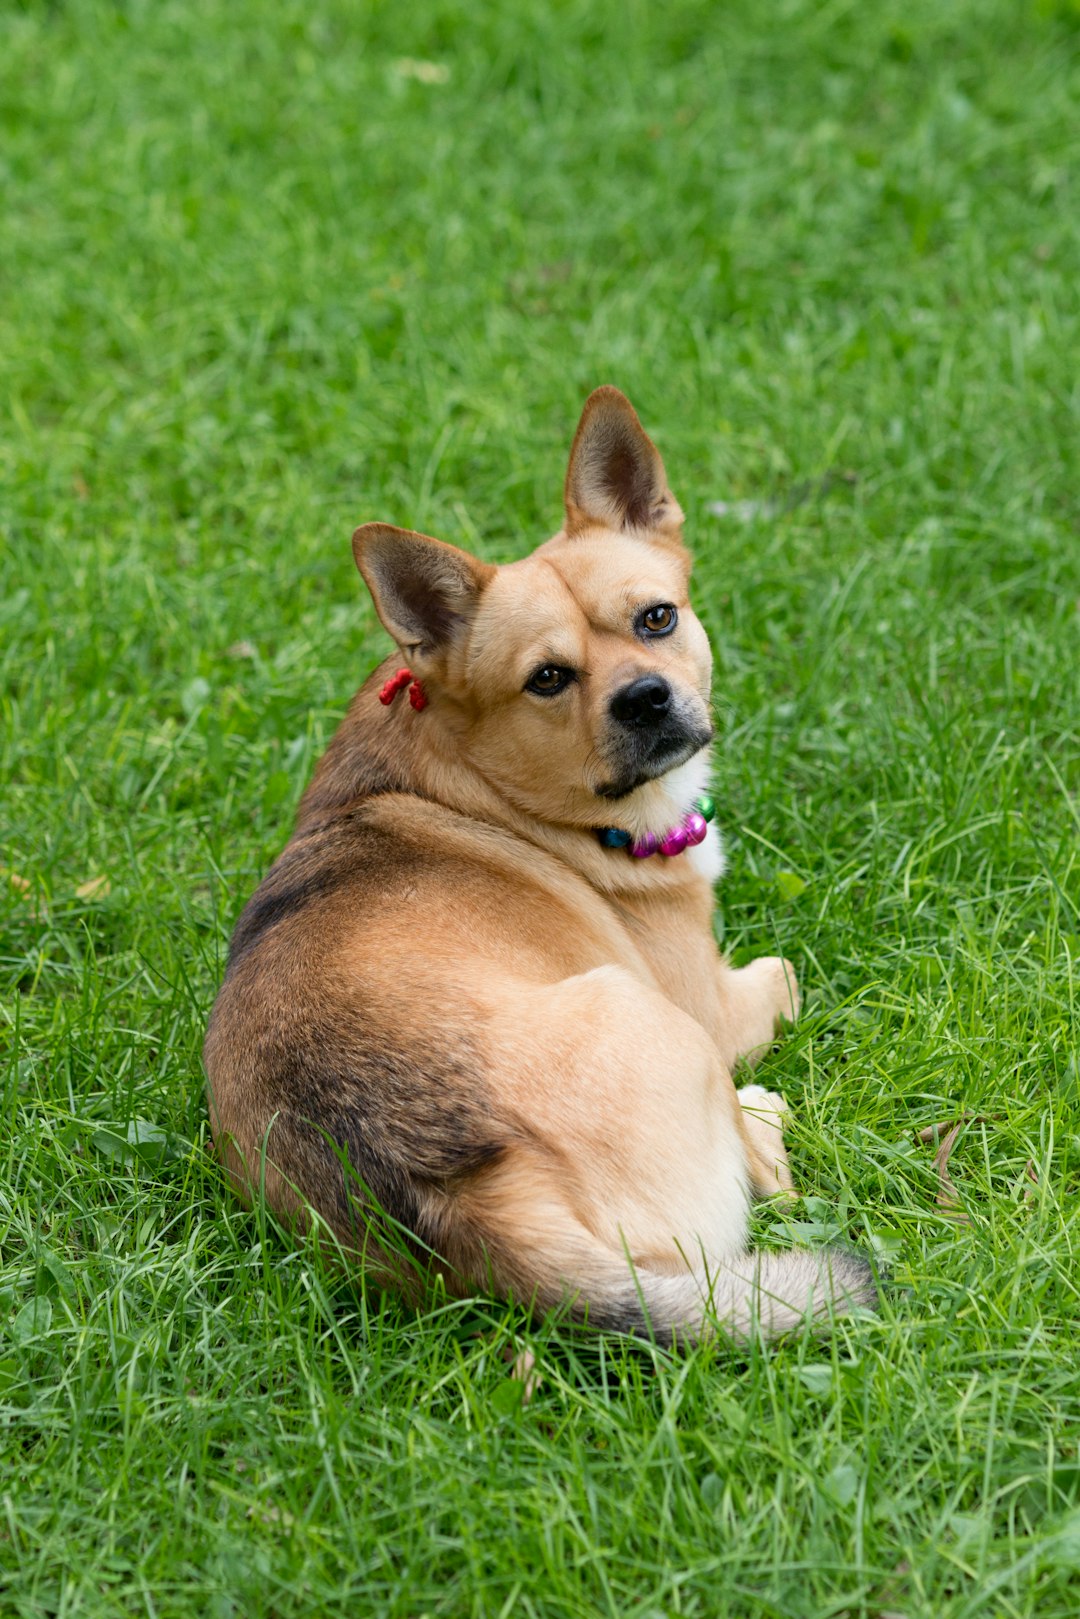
713 955 800 1072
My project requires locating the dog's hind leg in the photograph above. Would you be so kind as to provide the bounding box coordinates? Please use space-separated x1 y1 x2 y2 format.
736 1084 795 1197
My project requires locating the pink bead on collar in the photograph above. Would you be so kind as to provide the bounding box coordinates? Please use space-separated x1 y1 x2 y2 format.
596 794 716 859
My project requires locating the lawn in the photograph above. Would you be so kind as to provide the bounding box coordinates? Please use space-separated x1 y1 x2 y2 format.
2 0 1079 1613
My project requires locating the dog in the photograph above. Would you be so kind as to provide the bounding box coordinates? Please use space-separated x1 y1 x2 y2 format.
204 386 876 1343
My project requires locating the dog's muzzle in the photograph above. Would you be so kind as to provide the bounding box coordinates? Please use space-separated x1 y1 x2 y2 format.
596 678 713 799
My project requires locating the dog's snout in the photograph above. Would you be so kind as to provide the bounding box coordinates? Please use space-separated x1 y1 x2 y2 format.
610 674 672 728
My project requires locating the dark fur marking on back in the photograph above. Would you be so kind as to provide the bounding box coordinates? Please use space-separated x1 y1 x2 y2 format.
225 813 430 965
210 813 505 1271
254 1017 505 1265
228 860 345 961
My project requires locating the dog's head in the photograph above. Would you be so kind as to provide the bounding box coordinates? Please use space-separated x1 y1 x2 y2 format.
353 388 713 836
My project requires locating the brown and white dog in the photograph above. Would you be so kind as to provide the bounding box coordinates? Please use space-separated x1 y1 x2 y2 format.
204 387 875 1343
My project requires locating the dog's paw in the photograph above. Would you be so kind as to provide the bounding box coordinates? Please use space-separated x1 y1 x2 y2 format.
770 957 800 1024
737 1084 790 1134
739 955 800 1030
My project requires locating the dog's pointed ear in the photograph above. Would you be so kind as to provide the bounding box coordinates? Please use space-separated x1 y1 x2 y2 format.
352 524 493 656
564 387 683 538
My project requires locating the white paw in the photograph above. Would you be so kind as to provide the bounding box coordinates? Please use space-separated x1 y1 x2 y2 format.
737 1084 789 1133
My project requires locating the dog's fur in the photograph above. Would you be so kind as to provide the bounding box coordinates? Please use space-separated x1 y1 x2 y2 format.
204 387 875 1343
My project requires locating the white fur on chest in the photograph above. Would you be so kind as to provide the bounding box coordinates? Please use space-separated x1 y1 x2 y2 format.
656 750 727 885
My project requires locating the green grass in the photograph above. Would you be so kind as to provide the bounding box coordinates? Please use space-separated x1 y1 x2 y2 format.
2 0 1079 1612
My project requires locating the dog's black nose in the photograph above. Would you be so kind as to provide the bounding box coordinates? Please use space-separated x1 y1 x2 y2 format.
610 675 672 728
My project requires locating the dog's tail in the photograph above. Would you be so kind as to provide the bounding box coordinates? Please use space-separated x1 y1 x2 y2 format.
475 1189 877 1345
566 1244 877 1345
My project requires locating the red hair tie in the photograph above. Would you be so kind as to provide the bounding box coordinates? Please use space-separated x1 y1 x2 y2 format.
378 666 428 711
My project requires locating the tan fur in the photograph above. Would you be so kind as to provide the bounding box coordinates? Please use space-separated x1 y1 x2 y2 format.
204 387 875 1343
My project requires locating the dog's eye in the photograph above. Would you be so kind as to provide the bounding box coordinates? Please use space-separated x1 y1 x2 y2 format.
638 604 677 637
525 664 575 696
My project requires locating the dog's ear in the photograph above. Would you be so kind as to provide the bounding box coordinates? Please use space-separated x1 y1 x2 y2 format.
564 386 683 538
352 524 493 656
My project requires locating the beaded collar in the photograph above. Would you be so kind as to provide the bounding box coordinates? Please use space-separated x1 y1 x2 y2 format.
597 794 716 860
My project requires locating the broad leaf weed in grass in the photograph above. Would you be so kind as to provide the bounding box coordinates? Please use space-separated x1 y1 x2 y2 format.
2 0 1079 1614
